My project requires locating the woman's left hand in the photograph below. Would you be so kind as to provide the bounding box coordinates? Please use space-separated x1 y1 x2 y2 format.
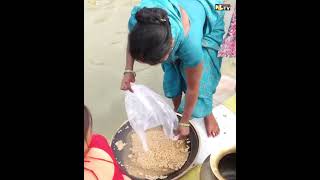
177 125 190 139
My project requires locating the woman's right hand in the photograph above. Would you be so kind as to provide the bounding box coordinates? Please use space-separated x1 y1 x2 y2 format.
120 73 135 92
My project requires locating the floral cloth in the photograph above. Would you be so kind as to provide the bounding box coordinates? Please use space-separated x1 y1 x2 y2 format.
218 10 236 57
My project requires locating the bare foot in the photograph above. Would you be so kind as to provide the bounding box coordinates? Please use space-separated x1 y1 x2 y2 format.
204 113 220 137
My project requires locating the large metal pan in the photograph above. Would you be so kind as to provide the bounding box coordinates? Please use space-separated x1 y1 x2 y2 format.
111 114 200 180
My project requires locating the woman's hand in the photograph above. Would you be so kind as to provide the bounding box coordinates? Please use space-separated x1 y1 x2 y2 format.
121 42 135 92
120 73 135 92
177 125 190 139
176 116 190 139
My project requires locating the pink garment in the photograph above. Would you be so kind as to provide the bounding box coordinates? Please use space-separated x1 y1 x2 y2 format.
86 134 125 180
218 10 236 58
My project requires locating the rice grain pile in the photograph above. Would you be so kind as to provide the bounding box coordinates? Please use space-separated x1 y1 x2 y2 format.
126 126 189 179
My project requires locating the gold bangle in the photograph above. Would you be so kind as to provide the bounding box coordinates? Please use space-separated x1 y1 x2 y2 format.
124 69 136 77
179 122 190 127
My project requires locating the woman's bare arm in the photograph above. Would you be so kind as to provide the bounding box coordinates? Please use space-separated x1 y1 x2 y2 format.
120 42 136 92
125 43 134 70
180 63 203 123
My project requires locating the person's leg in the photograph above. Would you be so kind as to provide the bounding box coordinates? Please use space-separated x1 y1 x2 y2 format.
172 94 182 112
204 112 220 137
190 48 222 137
162 61 184 110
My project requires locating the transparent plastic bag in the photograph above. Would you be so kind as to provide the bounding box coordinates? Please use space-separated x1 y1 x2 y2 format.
125 83 179 151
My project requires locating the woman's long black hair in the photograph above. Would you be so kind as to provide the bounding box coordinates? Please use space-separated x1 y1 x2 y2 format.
129 7 172 65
